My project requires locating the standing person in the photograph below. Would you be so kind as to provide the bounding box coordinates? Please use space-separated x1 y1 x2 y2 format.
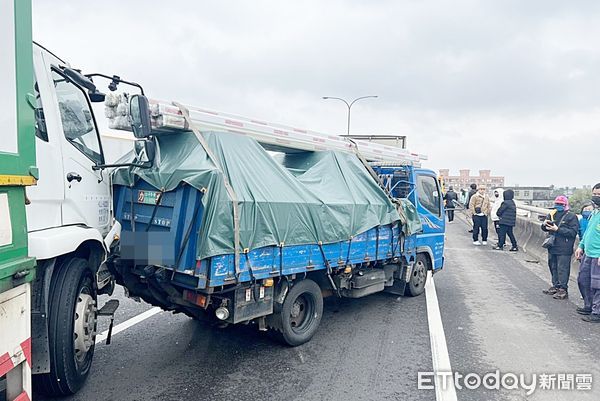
541 196 579 300
444 186 458 222
578 202 594 240
492 189 518 251
465 183 478 233
469 186 491 245
490 188 505 241
575 184 600 322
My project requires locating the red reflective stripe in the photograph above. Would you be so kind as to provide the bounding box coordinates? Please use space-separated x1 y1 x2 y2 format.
0 352 15 377
293 128 307 133
20 338 31 367
225 119 243 127
312 137 325 143
274 129 288 136
14 391 31 401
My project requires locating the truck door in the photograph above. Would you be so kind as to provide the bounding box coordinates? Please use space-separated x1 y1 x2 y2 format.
415 171 445 270
50 69 111 235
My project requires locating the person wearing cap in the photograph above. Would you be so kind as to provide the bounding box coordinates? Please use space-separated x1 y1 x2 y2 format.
575 183 600 322
541 195 579 300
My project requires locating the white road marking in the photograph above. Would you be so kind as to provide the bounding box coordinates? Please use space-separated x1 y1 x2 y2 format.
425 271 458 401
95 307 162 344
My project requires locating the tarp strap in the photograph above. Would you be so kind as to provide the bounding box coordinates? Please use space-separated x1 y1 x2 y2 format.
318 241 339 296
243 252 259 301
145 190 164 232
130 186 136 232
173 102 242 276
375 226 380 261
345 236 353 266
175 198 203 269
347 139 394 200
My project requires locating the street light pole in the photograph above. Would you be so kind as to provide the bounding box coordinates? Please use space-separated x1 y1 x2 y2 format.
322 95 378 135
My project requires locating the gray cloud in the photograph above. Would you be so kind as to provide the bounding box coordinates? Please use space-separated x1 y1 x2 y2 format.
32 0 600 187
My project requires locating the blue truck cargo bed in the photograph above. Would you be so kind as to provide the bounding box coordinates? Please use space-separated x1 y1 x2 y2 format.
114 181 413 290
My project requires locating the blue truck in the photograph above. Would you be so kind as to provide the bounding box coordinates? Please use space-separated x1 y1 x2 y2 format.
108 96 445 346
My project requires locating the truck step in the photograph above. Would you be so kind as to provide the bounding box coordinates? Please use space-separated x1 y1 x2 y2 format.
98 299 119 316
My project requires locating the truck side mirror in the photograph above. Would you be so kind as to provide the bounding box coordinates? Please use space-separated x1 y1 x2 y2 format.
134 139 155 167
129 94 152 138
62 67 106 102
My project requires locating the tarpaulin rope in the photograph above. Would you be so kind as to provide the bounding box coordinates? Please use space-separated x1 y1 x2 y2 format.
172 102 242 276
348 139 405 254
347 138 394 200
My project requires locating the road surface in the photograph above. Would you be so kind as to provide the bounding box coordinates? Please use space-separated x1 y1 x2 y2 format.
38 219 600 400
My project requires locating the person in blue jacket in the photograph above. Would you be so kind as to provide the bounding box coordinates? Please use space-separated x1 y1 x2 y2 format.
575 183 600 322
578 202 594 239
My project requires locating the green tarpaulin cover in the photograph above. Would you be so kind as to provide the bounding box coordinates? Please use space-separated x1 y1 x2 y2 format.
113 131 421 259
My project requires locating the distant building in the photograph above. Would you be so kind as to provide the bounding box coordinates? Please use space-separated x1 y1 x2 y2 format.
506 186 554 208
438 169 505 192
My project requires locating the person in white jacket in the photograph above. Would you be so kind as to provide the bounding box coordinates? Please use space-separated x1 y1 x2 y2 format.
490 188 505 245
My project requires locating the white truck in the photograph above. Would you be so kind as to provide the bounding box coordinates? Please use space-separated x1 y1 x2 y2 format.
25 40 128 395
3 11 142 395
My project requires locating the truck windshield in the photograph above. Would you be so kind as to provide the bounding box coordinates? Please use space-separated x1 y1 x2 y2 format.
52 70 102 164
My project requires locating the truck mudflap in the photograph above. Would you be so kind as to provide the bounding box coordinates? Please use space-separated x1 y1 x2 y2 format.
0 284 32 401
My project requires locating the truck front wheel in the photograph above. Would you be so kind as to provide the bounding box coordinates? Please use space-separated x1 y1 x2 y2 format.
35 257 97 396
405 254 429 297
270 279 323 346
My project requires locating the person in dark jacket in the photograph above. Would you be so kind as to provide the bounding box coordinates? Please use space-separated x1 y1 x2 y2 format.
541 195 580 300
444 186 458 222
493 189 518 251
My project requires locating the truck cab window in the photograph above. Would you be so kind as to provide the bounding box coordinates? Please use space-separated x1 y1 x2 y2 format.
417 174 441 216
51 70 103 164
33 81 48 142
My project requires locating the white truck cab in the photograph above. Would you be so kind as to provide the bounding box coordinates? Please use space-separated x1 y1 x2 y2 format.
29 44 111 236
26 43 125 396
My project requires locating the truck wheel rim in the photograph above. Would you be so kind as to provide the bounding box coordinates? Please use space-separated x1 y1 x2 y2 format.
413 260 426 287
289 294 315 334
74 292 97 364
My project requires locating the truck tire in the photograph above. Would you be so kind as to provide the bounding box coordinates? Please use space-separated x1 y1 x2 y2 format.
405 254 428 297
270 279 323 346
35 257 97 396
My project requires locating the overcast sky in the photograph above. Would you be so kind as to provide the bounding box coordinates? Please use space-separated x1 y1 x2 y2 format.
33 0 600 188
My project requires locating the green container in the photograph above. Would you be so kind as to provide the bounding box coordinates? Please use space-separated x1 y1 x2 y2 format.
0 0 36 293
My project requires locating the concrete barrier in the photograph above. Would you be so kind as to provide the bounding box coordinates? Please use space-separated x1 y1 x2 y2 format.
453 208 581 286
515 216 581 282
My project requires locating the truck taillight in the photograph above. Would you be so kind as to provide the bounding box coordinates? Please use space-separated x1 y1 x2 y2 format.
183 290 207 308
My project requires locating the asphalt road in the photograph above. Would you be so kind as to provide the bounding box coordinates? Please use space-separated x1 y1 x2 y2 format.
37 218 600 401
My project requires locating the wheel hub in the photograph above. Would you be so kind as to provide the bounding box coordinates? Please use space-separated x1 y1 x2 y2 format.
290 298 307 327
74 293 97 363
413 261 426 286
